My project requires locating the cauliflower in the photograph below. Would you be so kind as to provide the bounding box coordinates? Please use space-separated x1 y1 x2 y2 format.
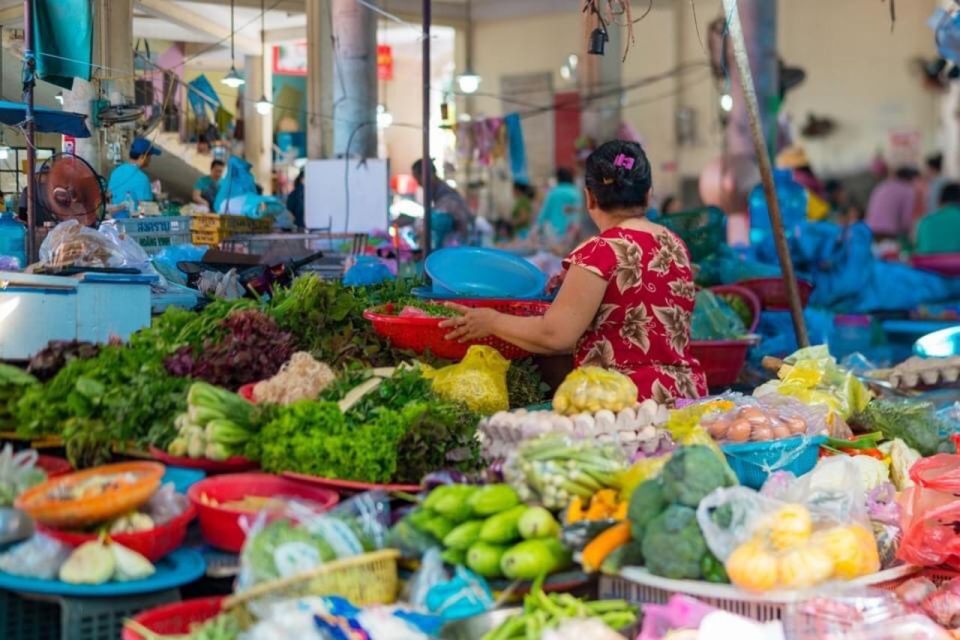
641 504 707 579
848 455 890 492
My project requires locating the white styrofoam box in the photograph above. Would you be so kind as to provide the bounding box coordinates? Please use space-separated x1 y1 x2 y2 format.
0 271 156 360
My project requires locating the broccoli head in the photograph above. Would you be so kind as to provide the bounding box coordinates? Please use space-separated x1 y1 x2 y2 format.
627 479 667 541
661 445 735 507
641 504 707 579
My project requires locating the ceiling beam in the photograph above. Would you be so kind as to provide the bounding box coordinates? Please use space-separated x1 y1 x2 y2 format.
0 5 23 25
136 0 261 56
264 25 305 43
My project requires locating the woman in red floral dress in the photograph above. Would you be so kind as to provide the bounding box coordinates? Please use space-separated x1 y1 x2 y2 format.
442 140 706 403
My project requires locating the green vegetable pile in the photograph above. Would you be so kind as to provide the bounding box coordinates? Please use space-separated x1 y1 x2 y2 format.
254 366 483 484
0 364 37 432
482 578 638 640
852 399 954 456
691 290 748 341
169 382 258 461
393 484 571 580
626 445 735 581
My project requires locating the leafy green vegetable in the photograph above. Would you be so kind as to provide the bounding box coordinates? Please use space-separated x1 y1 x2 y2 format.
852 400 950 456
244 519 336 582
506 359 549 409
660 445 736 508
641 504 708 580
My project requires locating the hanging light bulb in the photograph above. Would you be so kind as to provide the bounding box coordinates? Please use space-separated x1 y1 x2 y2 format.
456 73 481 95
221 0 245 88
222 66 245 89
255 95 273 115
719 93 734 112
377 104 393 129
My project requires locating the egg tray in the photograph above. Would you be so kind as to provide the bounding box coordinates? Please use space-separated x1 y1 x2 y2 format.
869 356 960 390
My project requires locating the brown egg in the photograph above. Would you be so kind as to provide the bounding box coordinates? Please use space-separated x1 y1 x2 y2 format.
707 419 730 439
741 407 768 424
751 425 773 441
726 419 752 442
771 425 791 440
786 417 807 434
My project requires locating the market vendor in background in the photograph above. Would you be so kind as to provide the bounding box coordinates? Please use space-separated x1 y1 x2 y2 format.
533 168 584 254
412 159 473 246
192 159 225 211
106 137 160 218
915 182 960 255
442 140 707 403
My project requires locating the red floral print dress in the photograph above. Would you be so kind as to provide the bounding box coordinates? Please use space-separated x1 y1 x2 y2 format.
562 226 708 403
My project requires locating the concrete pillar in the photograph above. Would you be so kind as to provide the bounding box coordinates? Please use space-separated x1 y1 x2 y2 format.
306 0 334 159
331 0 377 158
243 54 272 192
725 0 778 159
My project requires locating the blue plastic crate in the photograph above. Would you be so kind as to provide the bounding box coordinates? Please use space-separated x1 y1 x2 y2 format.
721 436 826 490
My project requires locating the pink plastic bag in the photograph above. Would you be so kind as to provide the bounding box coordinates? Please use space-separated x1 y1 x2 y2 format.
637 595 716 640
897 454 960 568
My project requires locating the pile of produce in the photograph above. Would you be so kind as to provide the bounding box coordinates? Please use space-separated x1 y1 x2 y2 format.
58 539 155 585
251 351 335 405
702 404 813 443
623 446 736 581
251 366 482 484
168 382 258 461
424 346 511 415
396 483 572 580
553 367 637 416
505 436 626 510
0 364 37 431
27 340 100 381
852 399 954 456
691 289 749 341
482 580 638 640
479 399 670 460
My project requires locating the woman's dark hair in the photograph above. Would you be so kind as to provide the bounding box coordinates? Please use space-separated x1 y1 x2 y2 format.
513 181 535 198
584 140 652 212
556 168 575 184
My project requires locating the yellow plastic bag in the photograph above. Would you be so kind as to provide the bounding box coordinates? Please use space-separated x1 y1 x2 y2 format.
422 345 509 415
553 367 638 416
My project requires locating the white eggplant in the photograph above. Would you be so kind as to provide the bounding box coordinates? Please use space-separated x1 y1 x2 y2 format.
594 410 616 433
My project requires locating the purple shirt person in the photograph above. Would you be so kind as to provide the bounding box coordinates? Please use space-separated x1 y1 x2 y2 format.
865 168 919 239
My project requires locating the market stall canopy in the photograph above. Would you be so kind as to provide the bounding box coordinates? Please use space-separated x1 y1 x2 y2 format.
0 100 90 138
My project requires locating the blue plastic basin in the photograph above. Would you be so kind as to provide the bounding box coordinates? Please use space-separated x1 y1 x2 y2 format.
425 247 547 300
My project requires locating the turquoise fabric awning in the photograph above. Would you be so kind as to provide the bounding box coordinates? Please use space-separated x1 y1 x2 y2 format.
32 0 93 90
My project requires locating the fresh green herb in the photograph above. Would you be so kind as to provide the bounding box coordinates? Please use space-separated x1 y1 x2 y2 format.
506 359 550 409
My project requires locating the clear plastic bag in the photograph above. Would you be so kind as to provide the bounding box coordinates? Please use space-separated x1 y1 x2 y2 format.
552 366 638 416
38 220 151 270
697 459 880 592
236 490 391 593
0 533 71 579
423 345 509 415
408 548 447 610
143 482 188 526
700 393 830 443
691 289 747 340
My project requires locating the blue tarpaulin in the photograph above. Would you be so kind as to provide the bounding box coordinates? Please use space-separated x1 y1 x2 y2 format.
187 75 221 120
0 100 90 137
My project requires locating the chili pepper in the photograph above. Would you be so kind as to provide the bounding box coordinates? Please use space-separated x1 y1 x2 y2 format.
824 431 883 451
838 446 885 460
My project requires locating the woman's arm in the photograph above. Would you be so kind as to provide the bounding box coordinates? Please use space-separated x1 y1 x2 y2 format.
440 264 607 355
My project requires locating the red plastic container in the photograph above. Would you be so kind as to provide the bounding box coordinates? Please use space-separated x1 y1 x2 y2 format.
35 455 72 478
37 501 196 563
282 471 421 495
122 596 224 640
690 339 754 389
364 299 550 360
149 447 259 474
737 277 814 311
911 253 960 277
690 285 761 389
187 473 339 552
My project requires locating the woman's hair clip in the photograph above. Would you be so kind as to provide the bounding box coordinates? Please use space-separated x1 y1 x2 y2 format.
613 153 635 170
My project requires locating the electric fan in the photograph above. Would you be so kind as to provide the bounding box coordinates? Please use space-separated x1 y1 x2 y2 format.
38 153 105 228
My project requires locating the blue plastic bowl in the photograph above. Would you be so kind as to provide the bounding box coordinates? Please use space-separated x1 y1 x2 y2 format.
721 435 826 490
425 247 547 300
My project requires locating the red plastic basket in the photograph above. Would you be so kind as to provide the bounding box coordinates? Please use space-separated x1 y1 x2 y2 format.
737 277 814 311
37 500 196 562
690 285 761 389
187 473 340 552
149 446 259 474
35 455 72 478
364 299 550 360
122 596 225 640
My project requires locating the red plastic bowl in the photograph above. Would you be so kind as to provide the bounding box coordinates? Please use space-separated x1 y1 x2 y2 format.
35 455 72 478
37 500 196 562
149 447 260 474
282 471 421 495
364 299 550 360
691 339 753 389
911 253 960 277
187 473 339 553
122 596 224 640
737 278 814 311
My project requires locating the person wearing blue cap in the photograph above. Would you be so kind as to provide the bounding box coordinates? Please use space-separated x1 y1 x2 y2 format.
106 137 160 218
